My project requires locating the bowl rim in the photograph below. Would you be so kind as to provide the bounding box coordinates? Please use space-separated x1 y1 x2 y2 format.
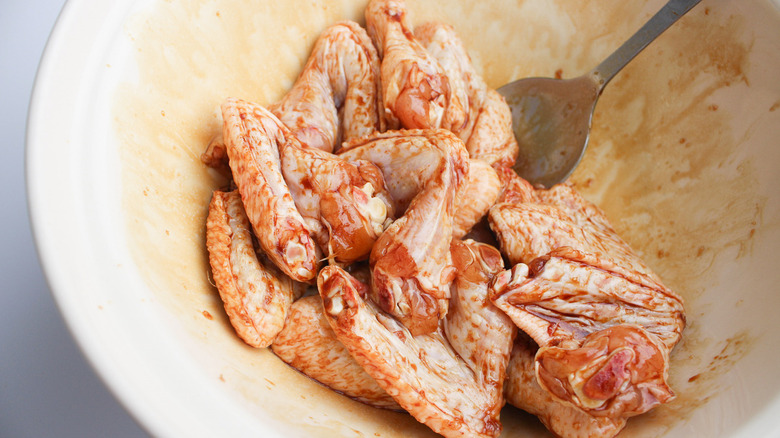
27 1 171 436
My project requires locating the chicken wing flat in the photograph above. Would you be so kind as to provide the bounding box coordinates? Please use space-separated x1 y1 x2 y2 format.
415 22 518 168
340 129 469 335
269 21 382 153
205 190 300 348
279 139 393 264
490 170 671 294
491 248 683 418
487 173 685 418
365 0 465 131
222 98 320 282
505 334 627 438
271 295 401 410
317 242 514 438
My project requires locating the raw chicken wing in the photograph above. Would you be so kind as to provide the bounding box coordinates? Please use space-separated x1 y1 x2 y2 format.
505 334 627 438
490 171 671 294
445 239 515 407
317 244 513 438
365 0 465 131
491 249 684 418
413 22 480 142
487 174 685 418
340 129 470 335
206 190 300 347
279 139 393 264
222 98 320 282
271 295 401 410
415 22 518 167
270 21 382 153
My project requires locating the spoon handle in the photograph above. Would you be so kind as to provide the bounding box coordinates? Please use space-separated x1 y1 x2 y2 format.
591 0 702 91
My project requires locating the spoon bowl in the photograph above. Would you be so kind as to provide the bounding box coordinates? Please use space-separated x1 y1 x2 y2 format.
499 74 599 189
499 0 702 187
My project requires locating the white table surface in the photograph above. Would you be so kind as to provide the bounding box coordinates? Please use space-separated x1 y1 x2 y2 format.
1 0 149 436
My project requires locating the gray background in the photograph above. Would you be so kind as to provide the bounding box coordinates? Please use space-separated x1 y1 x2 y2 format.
1 0 149 436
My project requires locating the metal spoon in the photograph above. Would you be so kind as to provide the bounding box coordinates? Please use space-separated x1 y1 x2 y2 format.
498 0 702 188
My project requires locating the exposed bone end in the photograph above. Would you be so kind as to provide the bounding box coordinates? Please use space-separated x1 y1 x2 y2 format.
368 197 389 235
396 300 411 316
354 160 397 219
327 295 346 316
317 266 367 319
275 237 319 283
377 277 441 336
318 267 347 318
535 325 674 419
285 240 309 265
360 182 375 197
355 182 390 236
489 263 530 303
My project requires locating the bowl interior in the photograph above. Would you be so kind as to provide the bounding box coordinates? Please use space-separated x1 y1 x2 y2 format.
32 0 780 436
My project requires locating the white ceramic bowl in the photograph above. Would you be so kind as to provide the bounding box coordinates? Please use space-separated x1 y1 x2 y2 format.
27 0 780 436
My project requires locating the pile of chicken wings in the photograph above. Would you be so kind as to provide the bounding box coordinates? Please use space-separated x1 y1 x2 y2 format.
202 1 686 437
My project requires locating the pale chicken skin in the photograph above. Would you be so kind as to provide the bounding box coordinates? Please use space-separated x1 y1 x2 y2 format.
279 137 394 264
445 239 516 408
505 334 627 438
452 159 501 239
365 0 465 132
271 295 401 410
413 22 478 142
339 129 470 336
415 22 519 168
340 129 460 213
269 21 383 153
317 239 514 438
222 98 320 282
488 171 686 419
205 190 300 348
342 130 500 239
490 169 673 295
